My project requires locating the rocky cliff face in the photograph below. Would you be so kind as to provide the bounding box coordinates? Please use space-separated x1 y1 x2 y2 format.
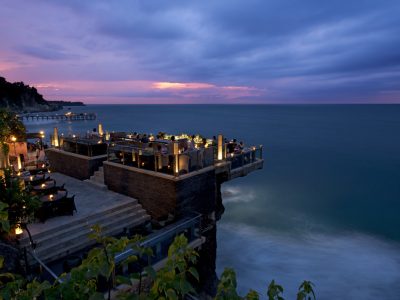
0 77 58 112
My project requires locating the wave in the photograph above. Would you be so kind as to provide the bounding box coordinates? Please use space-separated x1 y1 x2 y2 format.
217 222 400 300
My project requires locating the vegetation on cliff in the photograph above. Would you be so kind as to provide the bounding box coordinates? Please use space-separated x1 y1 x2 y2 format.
0 77 56 112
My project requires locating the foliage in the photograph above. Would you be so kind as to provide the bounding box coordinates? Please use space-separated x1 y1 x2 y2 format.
0 227 316 300
0 169 41 230
296 281 316 300
267 280 284 300
0 109 26 145
215 268 241 300
148 234 198 300
0 77 49 112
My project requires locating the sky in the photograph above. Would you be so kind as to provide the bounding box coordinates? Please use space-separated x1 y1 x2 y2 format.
1 0 400 104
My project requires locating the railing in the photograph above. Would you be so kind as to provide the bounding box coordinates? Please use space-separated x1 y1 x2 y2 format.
50 135 108 157
114 213 202 265
225 145 263 170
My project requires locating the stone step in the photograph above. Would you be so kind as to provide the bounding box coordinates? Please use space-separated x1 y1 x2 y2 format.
20 204 146 248
20 200 139 244
34 210 149 258
85 180 107 189
32 215 150 264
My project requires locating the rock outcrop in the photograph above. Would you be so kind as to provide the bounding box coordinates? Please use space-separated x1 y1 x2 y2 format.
0 77 59 112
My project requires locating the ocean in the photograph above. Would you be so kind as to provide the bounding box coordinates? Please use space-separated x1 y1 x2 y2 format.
24 104 400 299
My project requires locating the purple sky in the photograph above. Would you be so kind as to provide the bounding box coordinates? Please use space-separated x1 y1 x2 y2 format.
1 0 400 104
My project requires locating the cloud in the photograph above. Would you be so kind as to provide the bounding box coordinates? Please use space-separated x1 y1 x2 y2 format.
0 0 399 103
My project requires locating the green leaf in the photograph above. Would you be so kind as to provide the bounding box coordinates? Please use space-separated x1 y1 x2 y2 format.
116 275 132 285
166 288 178 300
89 292 106 300
188 267 199 282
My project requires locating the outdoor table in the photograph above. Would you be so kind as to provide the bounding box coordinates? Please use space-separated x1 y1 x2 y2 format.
33 180 55 191
36 193 76 222
24 174 48 186
40 190 67 202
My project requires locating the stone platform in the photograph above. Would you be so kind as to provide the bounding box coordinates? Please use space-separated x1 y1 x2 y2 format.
19 173 151 264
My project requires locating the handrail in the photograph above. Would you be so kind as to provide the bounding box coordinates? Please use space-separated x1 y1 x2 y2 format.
114 214 202 264
25 250 63 284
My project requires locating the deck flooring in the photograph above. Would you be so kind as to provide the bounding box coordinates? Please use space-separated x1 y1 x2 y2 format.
23 172 139 237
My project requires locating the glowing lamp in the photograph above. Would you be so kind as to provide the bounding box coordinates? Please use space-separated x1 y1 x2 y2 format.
11 136 17 142
53 127 59 147
17 155 22 170
49 194 54 200
98 123 104 136
217 134 224 160
29 176 33 181
173 142 179 174
41 183 46 188
15 224 23 235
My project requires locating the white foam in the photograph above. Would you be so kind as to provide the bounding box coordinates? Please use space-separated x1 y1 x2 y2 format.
217 222 400 300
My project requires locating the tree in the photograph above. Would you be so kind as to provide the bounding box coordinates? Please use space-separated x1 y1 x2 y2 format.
0 109 26 168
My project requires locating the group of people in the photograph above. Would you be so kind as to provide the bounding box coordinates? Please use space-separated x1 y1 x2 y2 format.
226 138 245 154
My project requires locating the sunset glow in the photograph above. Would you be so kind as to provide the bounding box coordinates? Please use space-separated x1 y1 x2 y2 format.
153 82 215 90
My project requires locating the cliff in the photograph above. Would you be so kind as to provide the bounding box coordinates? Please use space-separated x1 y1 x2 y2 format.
0 77 58 112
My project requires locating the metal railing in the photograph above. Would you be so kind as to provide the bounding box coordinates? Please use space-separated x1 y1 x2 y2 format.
115 213 202 265
225 145 263 170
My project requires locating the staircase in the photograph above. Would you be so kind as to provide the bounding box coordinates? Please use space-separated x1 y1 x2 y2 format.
85 166 106 189
20 199 151 264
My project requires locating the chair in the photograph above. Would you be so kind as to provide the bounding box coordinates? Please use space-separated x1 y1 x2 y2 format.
57 195 77 216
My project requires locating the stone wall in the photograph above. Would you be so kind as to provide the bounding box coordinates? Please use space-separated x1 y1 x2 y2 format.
103 161 216 220
45 148 107 180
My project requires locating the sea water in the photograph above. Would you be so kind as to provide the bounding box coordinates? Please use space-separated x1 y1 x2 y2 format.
24 104 400 299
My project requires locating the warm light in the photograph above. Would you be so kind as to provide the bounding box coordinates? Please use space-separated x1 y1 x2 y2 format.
49 194 54 200
41 183 46 188
153 82 215 90
29 176 33 181
217 134 224 160
65 111 72 116
17 156 22 170
39 131 44 135
11 136 17 142
15 224 23 235
17 171 21 176
42 164 45 168
97 140 102 144
98 124 104 136
53 127 59 147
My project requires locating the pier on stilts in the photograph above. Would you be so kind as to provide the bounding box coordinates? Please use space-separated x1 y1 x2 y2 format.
18 112 96 122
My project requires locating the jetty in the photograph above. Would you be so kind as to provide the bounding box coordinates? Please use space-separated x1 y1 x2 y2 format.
18 111 96 122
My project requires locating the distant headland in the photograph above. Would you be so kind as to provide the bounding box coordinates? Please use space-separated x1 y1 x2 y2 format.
0 77 84 113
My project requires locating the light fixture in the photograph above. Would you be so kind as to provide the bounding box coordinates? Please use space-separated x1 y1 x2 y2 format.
15 224 23 235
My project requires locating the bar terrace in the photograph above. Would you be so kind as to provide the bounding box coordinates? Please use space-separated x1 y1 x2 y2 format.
46 128 264 220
